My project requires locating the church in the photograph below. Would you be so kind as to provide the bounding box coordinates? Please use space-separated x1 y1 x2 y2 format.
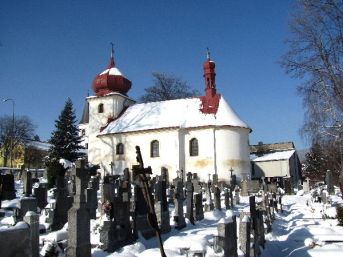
79 50 252 182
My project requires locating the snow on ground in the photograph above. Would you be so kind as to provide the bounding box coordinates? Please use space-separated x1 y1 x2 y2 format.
88 191 343 257
261 193 343 257
2 179 343 257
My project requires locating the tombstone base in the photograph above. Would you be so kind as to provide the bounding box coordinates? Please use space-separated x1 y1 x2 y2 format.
173 216 186 230
135 215 156 239
100 220 134 252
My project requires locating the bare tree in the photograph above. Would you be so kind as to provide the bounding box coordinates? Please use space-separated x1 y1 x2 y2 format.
0 115 35 167
139 72 199 103
281 0 343 143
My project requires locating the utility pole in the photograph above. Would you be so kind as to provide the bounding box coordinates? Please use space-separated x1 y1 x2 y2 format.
3 98 15 168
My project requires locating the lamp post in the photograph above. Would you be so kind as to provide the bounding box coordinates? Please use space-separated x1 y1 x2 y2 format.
2 98 15 168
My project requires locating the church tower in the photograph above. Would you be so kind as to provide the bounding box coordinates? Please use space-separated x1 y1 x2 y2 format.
200 49 221 114
80 46 135 166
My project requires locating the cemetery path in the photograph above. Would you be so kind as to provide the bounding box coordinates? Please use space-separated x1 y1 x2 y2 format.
261 194 343 257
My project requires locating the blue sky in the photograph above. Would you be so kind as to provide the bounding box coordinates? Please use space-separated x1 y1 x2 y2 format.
0 0 307 149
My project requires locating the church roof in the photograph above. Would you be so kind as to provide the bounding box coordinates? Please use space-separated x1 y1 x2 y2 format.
100 96 250 135
79 100 89 124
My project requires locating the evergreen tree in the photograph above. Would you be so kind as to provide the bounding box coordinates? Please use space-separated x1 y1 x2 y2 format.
48 98 83 162
47 98 83 187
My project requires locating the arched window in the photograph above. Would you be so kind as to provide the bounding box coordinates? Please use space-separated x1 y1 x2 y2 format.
116 143 124 155
150 140 159 157
98 103 104 113
189 138 199 156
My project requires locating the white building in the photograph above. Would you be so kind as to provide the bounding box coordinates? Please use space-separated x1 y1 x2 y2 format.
80 50 252 182
250 142 302 186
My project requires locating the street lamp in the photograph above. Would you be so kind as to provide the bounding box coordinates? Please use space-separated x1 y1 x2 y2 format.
2 98 15 168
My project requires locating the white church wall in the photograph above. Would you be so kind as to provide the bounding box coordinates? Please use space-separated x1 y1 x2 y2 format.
93 129 180 177
90 126 251 182
215 127 251 181
86 94 135 169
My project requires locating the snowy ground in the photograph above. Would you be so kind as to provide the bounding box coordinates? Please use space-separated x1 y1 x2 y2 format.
90 191 343 257
1 183 343 257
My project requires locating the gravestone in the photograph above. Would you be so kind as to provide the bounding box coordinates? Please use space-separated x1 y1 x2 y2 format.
86 176 98 219
154 177 171 234
240 180 248 196
216 214 238 257
261 178 267 193
256 209 265 248
102 182 115 206
173 180 186 229
194 192 204 221
133 183 155 239
283 178 293 195
65 159 91 257
100 176 133 251
224 188 231 209
1 174 16 200
230 174 237 190
23 211 40 257
214 186 221 210
229 188 234 209
212 174 218 191
192 173 201 193
234 186 240 205
185 172 195 224
268 183 277 194
249 195 257 243
23 171 33 196
303 178 310 193
204 180 214 212
167 186 175 204
51 167 74 231
325 170 335 195
269 198 275 221
239 215 251 257
33 185 48 210
248 180 260 195
16 197 38 222
321 190 328 204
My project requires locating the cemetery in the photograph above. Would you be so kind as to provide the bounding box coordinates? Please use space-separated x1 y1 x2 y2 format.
0 151 343 257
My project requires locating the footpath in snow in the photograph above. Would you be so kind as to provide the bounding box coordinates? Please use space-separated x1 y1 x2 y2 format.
262 193 343 257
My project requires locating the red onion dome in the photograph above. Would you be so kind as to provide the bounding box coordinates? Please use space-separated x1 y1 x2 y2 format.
92 56 131 97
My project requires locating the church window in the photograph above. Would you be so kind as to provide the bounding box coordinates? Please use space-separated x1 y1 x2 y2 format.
151 140 159 157
116 143 124 155
190 138 199 156
81 129 85 136
98 103 104 113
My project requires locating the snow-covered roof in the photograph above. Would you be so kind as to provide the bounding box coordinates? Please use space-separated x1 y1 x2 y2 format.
100 96 250 135
27 141 51 151
252 150 295 162
100 67 123 76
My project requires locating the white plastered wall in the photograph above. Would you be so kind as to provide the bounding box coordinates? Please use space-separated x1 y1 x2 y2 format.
90 126 251 182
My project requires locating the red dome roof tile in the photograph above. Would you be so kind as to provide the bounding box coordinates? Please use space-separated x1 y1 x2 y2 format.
92 56 131 97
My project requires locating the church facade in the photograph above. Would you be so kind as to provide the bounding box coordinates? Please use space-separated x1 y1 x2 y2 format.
80 51 252 182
